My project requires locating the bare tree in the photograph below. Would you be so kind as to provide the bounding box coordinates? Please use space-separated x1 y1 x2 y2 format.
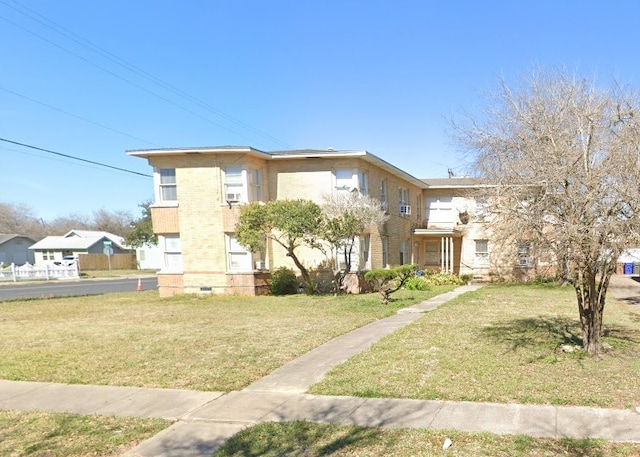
0 201 44 238
91 208 133 237
455 68 640 355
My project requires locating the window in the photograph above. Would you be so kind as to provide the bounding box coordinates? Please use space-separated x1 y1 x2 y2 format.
163 235 183 271
43 250 55 261
474 239 489 267
334 169 353 196
248 169 262 201
158 168 177 202
357 171 368 196
425 197 454 223
227 234 252 272
224 166 245 203
360 235 370 270
399 188 410 216
382 236 389 268
475 197 489 221
380 179 388 212
399 240 409 265
425 241 439 265
517 242 532 267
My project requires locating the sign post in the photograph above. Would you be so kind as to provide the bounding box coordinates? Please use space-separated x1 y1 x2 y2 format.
103 240 113 272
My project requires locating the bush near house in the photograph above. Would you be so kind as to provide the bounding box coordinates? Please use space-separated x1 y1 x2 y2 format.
365 264 418 304
268 267 299 295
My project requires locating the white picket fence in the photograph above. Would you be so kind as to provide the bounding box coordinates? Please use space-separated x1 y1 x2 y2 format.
0 262 80 282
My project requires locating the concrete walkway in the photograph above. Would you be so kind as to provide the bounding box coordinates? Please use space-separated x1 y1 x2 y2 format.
2 282 640 456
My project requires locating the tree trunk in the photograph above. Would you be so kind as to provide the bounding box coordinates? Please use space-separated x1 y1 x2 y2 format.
574 266 610 356
286 248 313 292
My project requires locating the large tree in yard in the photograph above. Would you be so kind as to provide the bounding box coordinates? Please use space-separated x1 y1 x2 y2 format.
235 199 323 291
456 68 640 355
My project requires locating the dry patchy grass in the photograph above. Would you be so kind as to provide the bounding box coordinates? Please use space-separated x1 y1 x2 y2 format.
214 421 640 456
310 284 640 408
0 287 453 392
0 410 168 457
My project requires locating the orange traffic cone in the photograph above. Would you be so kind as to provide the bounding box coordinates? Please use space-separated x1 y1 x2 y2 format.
137 278 143 291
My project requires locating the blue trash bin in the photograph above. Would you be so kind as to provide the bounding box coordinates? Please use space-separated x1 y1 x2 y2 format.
624 263 634 274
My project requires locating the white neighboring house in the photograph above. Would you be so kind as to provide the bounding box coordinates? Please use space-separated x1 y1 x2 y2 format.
135 243 164 270
29 230 133 266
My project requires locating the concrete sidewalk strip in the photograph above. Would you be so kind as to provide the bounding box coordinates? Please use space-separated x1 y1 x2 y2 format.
0 380 223 420
556 405 640 441
429 401 557 438
94 388 224 420
186 391 294 423
122 421 246 457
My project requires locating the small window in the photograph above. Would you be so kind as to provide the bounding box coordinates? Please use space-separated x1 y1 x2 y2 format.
335 169 353 196
399 188 410 216
159 168 177 202
382 236 389 268
399 240 409 265
380 179 388 212
474 240 489 267
357 171 368 196
248 169 262 202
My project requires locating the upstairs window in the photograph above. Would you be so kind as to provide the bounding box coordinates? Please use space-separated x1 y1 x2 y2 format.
248 169 263 201
399 188 411 216
426 197 454 223
224 166 245 204
158 168 177 202
380 179 388 212
334 169 353 196
357 171 368 196
335 169 368 197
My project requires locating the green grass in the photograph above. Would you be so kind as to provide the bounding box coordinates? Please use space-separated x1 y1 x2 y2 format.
0 286 454 392
310 284 640 408
0 410 168 457
214 421 640 456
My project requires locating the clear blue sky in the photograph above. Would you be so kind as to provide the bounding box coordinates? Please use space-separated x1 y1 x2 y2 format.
2 0 640 220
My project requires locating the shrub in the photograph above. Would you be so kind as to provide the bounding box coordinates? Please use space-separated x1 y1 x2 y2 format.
365 264 418 303
268 267 299 295
422 272 465 287
404 275 430 291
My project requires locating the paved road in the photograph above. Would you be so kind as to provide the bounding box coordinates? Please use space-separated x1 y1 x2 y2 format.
0 276 158 300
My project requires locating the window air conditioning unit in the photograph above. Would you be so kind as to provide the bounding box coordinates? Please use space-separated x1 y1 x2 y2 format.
255 261 266 270
226 193 242 203
400 204 412 216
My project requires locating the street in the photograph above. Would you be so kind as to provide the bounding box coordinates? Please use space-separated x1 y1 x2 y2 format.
0 276 158 301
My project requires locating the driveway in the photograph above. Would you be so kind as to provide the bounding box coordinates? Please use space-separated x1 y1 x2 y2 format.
608 274 640 312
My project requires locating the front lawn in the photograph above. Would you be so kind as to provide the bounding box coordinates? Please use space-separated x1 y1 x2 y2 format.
310 284 640 408
0 287 454 392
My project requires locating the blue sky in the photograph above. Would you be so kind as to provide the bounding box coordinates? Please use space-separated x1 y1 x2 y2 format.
2 0 640 220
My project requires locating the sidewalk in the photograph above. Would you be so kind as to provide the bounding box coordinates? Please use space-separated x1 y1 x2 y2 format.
2 283 640 456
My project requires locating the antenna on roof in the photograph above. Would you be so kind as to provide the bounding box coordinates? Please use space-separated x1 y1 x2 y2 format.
448 168 455 178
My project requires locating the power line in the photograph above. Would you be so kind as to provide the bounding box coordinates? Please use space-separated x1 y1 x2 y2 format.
0 138 152 178
0 86 160 147
1 0 295 150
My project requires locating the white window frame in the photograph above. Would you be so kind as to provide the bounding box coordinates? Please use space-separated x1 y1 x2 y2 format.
382 236 389 268
157 168 177 203
163 235 183 272
224 166 246 204
474 239 490 267
226 234 253 272
426 196 454 223
399 240 409 265
380 179 388 212
248 168 263 202
357 171 368 196
399 188 410 216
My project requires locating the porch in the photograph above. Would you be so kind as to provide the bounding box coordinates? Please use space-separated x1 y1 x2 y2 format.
412 227 463 274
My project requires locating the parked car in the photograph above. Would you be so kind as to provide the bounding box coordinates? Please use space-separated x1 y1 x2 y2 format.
54 256 78 267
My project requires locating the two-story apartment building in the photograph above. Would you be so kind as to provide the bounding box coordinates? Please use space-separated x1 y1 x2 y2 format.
128 146 494 296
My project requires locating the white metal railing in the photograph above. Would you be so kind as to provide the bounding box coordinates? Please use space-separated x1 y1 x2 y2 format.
0 262 80 282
